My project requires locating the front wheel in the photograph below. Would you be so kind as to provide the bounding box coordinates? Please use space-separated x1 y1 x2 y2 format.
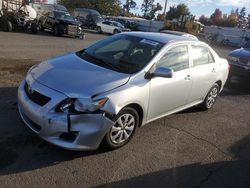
54 24 63 36
199 83 219 110
103 107 139 149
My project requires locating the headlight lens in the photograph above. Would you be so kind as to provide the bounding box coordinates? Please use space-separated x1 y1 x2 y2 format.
228 56 239 63
56 98 108 113
75 98 108 112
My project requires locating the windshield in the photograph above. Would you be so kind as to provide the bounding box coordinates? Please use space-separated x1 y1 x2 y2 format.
78 34 164 74
113 22 123 27
93 15 103 23
55 12 75 21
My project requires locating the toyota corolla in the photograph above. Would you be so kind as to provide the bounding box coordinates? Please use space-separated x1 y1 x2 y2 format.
18 32 229 150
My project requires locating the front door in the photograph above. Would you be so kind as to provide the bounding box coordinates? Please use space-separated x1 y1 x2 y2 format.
147 44 193 121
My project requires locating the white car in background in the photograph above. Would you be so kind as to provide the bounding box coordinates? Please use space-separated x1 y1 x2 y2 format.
97 20 130 34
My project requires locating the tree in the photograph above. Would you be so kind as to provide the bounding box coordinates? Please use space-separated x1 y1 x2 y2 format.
199 15 210 25
166 3 190 20
141 0 154 18
59 0 122 16
123 0 136 15
148 3 162 20
141 0 162 19
210 8 222 25
238 6 247 28
227 12 239 27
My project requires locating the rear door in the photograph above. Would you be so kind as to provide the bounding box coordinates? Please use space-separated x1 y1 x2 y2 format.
188 44 219 103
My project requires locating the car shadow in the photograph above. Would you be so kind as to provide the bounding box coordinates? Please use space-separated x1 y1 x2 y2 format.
221 77 250 96
95 134 250 188
1 86 250 188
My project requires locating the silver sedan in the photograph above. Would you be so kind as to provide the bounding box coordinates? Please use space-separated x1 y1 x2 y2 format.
18 32 229 150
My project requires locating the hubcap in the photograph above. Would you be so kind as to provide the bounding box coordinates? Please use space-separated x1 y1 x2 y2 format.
110 113 135 144
206 87 218 108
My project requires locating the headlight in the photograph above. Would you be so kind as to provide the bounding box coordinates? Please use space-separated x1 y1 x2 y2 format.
75 98 108 112
56 98 108 113
228 56 239 63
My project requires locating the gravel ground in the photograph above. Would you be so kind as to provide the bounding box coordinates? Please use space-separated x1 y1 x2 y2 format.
0 31 250 188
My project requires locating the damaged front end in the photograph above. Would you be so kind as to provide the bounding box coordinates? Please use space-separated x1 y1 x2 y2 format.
18 80 115 151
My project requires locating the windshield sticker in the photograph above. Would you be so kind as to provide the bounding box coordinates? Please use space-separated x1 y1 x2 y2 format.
140 39 159 46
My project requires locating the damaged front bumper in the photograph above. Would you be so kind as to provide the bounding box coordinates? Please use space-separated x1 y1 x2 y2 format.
18 80 114 151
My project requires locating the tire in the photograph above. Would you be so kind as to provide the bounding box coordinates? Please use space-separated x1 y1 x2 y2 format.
97 26 102 33
38 21 44 31
113 29 119 34
103 107 139 149
54 24 63 36
30 22 38 34
199 83 219 110
2 18 12 32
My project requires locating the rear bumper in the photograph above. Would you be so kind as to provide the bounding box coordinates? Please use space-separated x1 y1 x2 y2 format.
18 79 114 151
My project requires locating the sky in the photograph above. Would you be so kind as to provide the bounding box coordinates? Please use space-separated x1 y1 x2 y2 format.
121 0 250 18
48 0 250 18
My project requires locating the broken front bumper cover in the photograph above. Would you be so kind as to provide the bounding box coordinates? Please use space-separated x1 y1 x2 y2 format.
18 80 114 151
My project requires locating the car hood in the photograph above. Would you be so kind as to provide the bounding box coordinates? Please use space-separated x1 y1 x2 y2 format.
229 48 250 58
29 53 130 98
58 18 81 26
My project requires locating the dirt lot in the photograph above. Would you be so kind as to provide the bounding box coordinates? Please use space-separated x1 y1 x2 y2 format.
0 31 250 188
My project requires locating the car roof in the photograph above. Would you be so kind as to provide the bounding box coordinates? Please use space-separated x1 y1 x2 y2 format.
160 30 198 40
122 32 198 44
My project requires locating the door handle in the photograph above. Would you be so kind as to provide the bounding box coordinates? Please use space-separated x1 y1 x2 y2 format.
184 75 191 81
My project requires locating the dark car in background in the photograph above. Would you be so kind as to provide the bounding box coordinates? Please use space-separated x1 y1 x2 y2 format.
73 8 103 30
37 10 82 37
228 41 250 81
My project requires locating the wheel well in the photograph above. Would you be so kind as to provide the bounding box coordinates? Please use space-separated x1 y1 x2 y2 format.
125 103 143 127
215 80 222 90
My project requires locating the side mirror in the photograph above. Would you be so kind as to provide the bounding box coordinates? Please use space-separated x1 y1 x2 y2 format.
145 67 173 79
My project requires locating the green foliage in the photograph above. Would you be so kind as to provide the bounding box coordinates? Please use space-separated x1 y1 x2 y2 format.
210 8 222 25
141 0 162 19
199 9 238 28
166 3 190 20
123 0 137 15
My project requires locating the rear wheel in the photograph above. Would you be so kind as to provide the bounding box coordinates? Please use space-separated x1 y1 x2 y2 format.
97 26 102 33
199 83 219 110
104 107 139 149
54 24 63 36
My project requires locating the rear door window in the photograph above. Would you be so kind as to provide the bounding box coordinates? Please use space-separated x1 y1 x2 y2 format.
191 45 214 66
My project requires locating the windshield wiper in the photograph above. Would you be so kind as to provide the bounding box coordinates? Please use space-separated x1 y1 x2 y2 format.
84 52 122 72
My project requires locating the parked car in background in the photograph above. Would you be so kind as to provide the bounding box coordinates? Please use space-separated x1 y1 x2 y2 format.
37 10 83 37
228 41 250 81
97 21 130 34
113 18 137 31
72 8 103 30
18 32 229 151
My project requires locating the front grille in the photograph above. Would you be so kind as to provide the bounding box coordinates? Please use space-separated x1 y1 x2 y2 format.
24 82 51 106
